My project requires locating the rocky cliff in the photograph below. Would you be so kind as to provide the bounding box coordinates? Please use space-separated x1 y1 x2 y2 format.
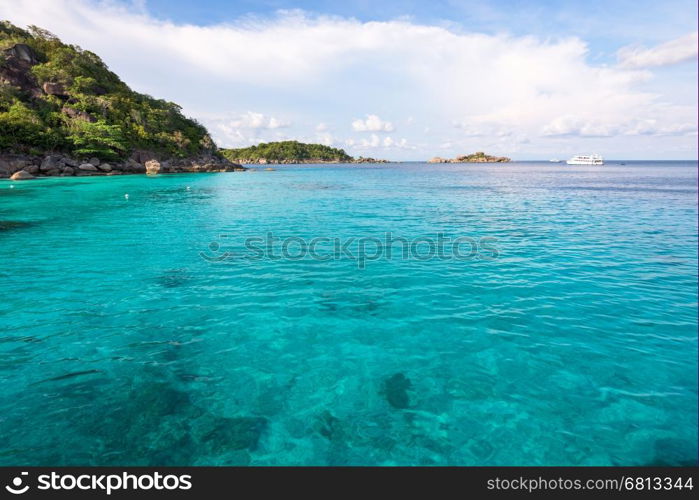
0 22 243 178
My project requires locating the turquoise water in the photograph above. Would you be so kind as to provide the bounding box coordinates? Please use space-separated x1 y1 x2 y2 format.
0 161 696 466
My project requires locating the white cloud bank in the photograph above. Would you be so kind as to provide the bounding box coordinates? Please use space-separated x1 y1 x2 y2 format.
351 114 395 132
617 32 698 68
0 0 695 158
227 111 290 129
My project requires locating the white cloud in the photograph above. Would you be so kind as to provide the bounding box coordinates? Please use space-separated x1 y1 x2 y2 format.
354 134 410 149
360 134 381 148
0 0 695 158
228 111 290 129
617 32 698 68
315 132 335 146
454 120 514 137
542 115 698 137
315 122 328 131
351 114 395 132
196 111 290 146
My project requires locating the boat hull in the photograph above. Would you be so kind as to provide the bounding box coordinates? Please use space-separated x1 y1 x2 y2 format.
566 160 604 165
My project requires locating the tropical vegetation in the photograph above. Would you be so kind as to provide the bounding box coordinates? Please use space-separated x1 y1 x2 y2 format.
0 21 215 160
221 141 353 163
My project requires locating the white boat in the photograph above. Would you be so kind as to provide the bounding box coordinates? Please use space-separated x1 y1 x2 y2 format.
549 159 562 163
566 154 604 165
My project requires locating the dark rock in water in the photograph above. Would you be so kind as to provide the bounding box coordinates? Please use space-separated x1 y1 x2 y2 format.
33 369 101 385
314 410 343 441
469 438 495 460
158 269 191 288
0 220 32 231
650 438 698 466
383 373 412 409
132 382 193 419
201 417 268 452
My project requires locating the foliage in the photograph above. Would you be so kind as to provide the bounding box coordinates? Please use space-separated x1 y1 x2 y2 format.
67 120 127 160
0 21 216 159
221 141 353 162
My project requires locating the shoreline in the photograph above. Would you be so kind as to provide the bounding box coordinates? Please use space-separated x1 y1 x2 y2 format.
0 153 245 180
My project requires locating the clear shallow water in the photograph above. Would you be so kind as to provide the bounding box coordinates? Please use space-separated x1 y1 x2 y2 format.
0 161 696 466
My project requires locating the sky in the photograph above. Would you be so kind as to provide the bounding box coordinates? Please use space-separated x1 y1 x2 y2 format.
0 0 697 160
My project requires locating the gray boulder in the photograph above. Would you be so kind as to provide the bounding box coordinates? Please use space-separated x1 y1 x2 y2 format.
5 44 38 65
88 157 100 167
0 159 11 178
61 106 96 122
40 155 62 172
97 163 112 172
78 163 98 171
42 82 67 96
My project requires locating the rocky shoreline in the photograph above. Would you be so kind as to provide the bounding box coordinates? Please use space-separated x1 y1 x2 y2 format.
0 153 245 180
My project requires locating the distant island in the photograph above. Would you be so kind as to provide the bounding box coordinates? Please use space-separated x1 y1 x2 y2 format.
221 141 389 164
428 152 511 163
0 22 241 179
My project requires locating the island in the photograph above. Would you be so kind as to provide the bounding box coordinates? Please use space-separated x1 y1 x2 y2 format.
428 152 510 163
221 141 390 164
0 22 242 180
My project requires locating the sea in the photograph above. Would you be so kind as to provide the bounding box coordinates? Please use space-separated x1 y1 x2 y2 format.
0 161 696 465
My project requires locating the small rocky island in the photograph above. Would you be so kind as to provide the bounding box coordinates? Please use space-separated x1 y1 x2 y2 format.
221 141 390 164
428 152 511 163
0 22 243 180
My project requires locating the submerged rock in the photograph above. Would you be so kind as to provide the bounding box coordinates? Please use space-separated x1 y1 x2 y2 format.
314 410 343 441
157 269 191 288
382 373 413 409
0 220 32 231
651 438 697 466
200 417 268 452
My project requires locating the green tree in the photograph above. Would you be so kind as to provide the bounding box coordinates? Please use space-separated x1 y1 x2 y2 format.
68 120 127 160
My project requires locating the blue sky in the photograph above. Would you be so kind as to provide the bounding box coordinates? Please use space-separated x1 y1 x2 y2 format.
141 0 698 60
1 0 697 159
